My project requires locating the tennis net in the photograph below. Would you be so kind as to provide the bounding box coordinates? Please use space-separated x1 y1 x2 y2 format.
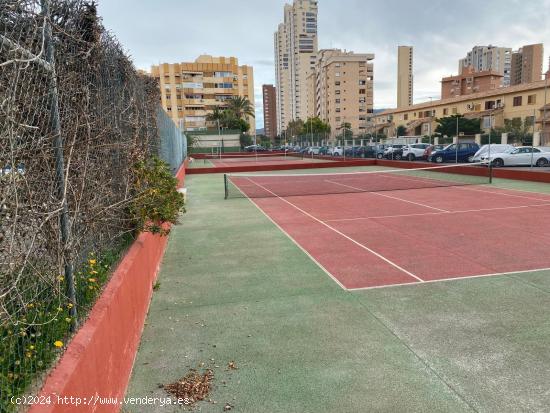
224 163 492 199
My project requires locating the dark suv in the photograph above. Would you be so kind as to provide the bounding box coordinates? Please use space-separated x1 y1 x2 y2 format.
428 142 480 163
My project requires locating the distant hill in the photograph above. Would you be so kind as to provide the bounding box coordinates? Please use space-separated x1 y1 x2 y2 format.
255 128 265 135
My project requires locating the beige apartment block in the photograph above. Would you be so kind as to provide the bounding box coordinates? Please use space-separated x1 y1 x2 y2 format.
313 49 374 137
274 0 318 134
372 80 549 144
441 67 503 99
510 43 544 86
458 45 512 86
397 46 413 108
150 55 254 132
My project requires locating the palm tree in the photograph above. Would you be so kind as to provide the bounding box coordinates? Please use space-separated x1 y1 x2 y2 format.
206 107 224 123
227 96 255 119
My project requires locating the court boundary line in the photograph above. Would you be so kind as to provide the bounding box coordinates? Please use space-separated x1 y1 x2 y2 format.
325 179 449 212
244 178 424 284
231 179 349 291
348 267 550 291
456 185 550 202
325 202 550 222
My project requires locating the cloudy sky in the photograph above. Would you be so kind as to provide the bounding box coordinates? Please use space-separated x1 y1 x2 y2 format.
98 0 550 129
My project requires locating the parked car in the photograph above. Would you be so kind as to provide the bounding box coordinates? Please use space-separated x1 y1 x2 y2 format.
470 144 513 163
307 146 321 155
423 144 446 160
374 144 388 159
401 143 431 161
351 145 376 158
318 146 329 155
244 144 266 152
481 146 550 167
1 163 25 176
383 144 406 160
329 146 344 156
428 142 480 163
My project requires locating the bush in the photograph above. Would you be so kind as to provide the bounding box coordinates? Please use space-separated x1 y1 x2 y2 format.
130 157 185 236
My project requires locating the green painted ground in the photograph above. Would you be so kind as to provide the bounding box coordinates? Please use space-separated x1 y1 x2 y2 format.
126 167 550 412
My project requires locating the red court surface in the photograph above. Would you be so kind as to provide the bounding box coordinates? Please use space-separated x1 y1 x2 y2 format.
231 175 550 290
209 155 331 168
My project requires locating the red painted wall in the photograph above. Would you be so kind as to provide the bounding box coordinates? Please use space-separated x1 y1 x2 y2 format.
29 161 187 413
187 159 376 174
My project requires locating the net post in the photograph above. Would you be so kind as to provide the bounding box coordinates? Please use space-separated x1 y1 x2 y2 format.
488 162 493 184
224 174 229 199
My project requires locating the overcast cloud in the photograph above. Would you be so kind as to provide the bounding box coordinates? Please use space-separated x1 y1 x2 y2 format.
98 0 550 129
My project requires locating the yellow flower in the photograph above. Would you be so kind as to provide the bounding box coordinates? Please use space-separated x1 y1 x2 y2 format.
90 270 98 275
65 317 71 323
88 285 94 290
26 352 32 358
89 259 96 265
67 303 73 309
57 275 64 282
29 345 35 350
88 278 96 283
57 307 63 312
54 340 63 348
27 303 34 308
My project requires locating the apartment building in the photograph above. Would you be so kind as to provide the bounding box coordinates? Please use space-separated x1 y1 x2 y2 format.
510 43 544 85
313 49 374 136
274 0 318 134
262 85 277 140
372 79 549 144
458 45 512 86
150 55 254 132
397 46 413 108
441 67 503 99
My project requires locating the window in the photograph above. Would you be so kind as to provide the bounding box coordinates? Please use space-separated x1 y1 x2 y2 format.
528 94 536 104
335 98 340 104
359 89 365 94
443 108 448 115
335 81 340 86
335 72 341 77
513 96 523 106
404 114 408 121
335 108 341 113
359 97 366 103
335 90 341 95
452 107 458 114
359 80 366 85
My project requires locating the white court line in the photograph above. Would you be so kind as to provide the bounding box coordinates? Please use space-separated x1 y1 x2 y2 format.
456 185 550 202
325 202 550 222
231 179 348 290
244 178 424 283
348 267 550 291
325 179 449 212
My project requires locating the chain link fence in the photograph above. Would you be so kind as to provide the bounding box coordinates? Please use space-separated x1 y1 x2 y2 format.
0 1 183 410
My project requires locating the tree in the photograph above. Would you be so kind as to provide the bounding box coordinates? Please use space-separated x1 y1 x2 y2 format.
227 96 255 119
206 107 224 124
503 117 533 142
435 115 481 137
303 117 331 134
339 122 353 140
284 119 305 138
396 125 407 137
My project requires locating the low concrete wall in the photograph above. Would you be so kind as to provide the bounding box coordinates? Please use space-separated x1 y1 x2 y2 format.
29 161 187 413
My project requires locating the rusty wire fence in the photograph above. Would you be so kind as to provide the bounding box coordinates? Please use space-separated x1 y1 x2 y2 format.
0 1 183 409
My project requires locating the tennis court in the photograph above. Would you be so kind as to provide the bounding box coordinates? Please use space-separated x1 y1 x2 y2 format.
225 164 550 289
128 166 550 412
